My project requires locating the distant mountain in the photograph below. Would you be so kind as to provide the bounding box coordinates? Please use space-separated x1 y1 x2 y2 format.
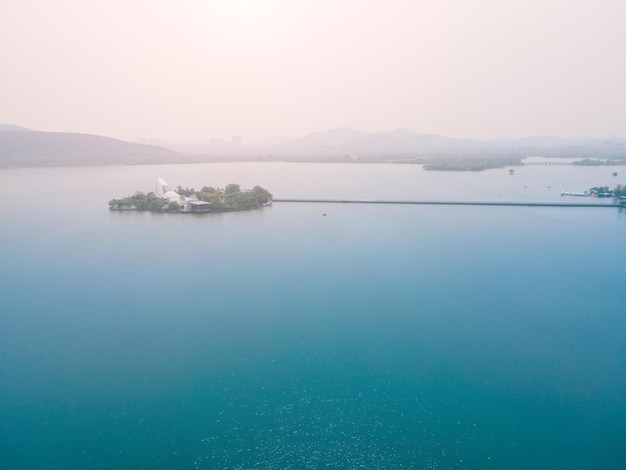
268 127 489 157
272 127 372 155
267 127 626 159
2 125 625 167
0 123 33 132
0 131 186 167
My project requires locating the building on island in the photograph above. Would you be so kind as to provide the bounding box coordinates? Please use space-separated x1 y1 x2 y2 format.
155 177 185 204
155 177 211 212
186 200 212 212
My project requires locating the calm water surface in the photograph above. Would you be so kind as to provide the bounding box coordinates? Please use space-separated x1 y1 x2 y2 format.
1 163 625 469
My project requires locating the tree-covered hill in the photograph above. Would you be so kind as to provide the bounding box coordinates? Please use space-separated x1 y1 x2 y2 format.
0 130 186 167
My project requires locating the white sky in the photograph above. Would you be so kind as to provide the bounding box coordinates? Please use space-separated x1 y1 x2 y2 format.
1 0 625 143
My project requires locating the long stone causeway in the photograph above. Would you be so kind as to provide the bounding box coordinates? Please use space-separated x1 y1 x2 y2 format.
273 199 621 208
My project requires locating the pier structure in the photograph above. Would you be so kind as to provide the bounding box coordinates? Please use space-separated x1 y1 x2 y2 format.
523 161 572 166
273 198 619 208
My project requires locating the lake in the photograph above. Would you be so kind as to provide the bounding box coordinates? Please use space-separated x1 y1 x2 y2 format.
1 162 625 469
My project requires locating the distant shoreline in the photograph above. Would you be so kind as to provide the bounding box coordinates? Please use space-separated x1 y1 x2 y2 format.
2 157 626 171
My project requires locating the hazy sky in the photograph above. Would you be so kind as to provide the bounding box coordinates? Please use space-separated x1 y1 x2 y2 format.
2 0 625 143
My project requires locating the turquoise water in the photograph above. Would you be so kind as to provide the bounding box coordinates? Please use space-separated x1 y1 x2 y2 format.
1 164 625 469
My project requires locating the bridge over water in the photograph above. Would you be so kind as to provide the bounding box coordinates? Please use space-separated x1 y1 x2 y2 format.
523 161 573 166
274 199 619 208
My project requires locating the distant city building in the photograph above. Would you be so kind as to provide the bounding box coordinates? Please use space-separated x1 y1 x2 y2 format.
232 135 242 147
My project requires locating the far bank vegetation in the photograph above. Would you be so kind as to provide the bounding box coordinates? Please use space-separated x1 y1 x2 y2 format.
423 157 523 171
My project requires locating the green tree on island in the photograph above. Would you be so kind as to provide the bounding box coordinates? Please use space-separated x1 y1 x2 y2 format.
585 184 626 199
224 183 241 195
110 184 273 212
109 192 166 211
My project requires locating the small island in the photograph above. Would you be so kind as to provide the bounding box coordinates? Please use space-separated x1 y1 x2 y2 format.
423 156 523 171
109 178 273 213
561 184 626 201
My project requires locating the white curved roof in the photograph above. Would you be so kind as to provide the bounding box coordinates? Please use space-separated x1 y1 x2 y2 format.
162 190 186 203
155 177 172 197
155 177 197 205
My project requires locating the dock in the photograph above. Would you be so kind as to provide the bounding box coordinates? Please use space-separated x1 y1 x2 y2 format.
273 198 620 208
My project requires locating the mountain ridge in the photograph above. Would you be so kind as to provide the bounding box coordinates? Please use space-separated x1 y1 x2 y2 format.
267 127 626 159
0 130 185 167
1 124 625 166
0 123 33 132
